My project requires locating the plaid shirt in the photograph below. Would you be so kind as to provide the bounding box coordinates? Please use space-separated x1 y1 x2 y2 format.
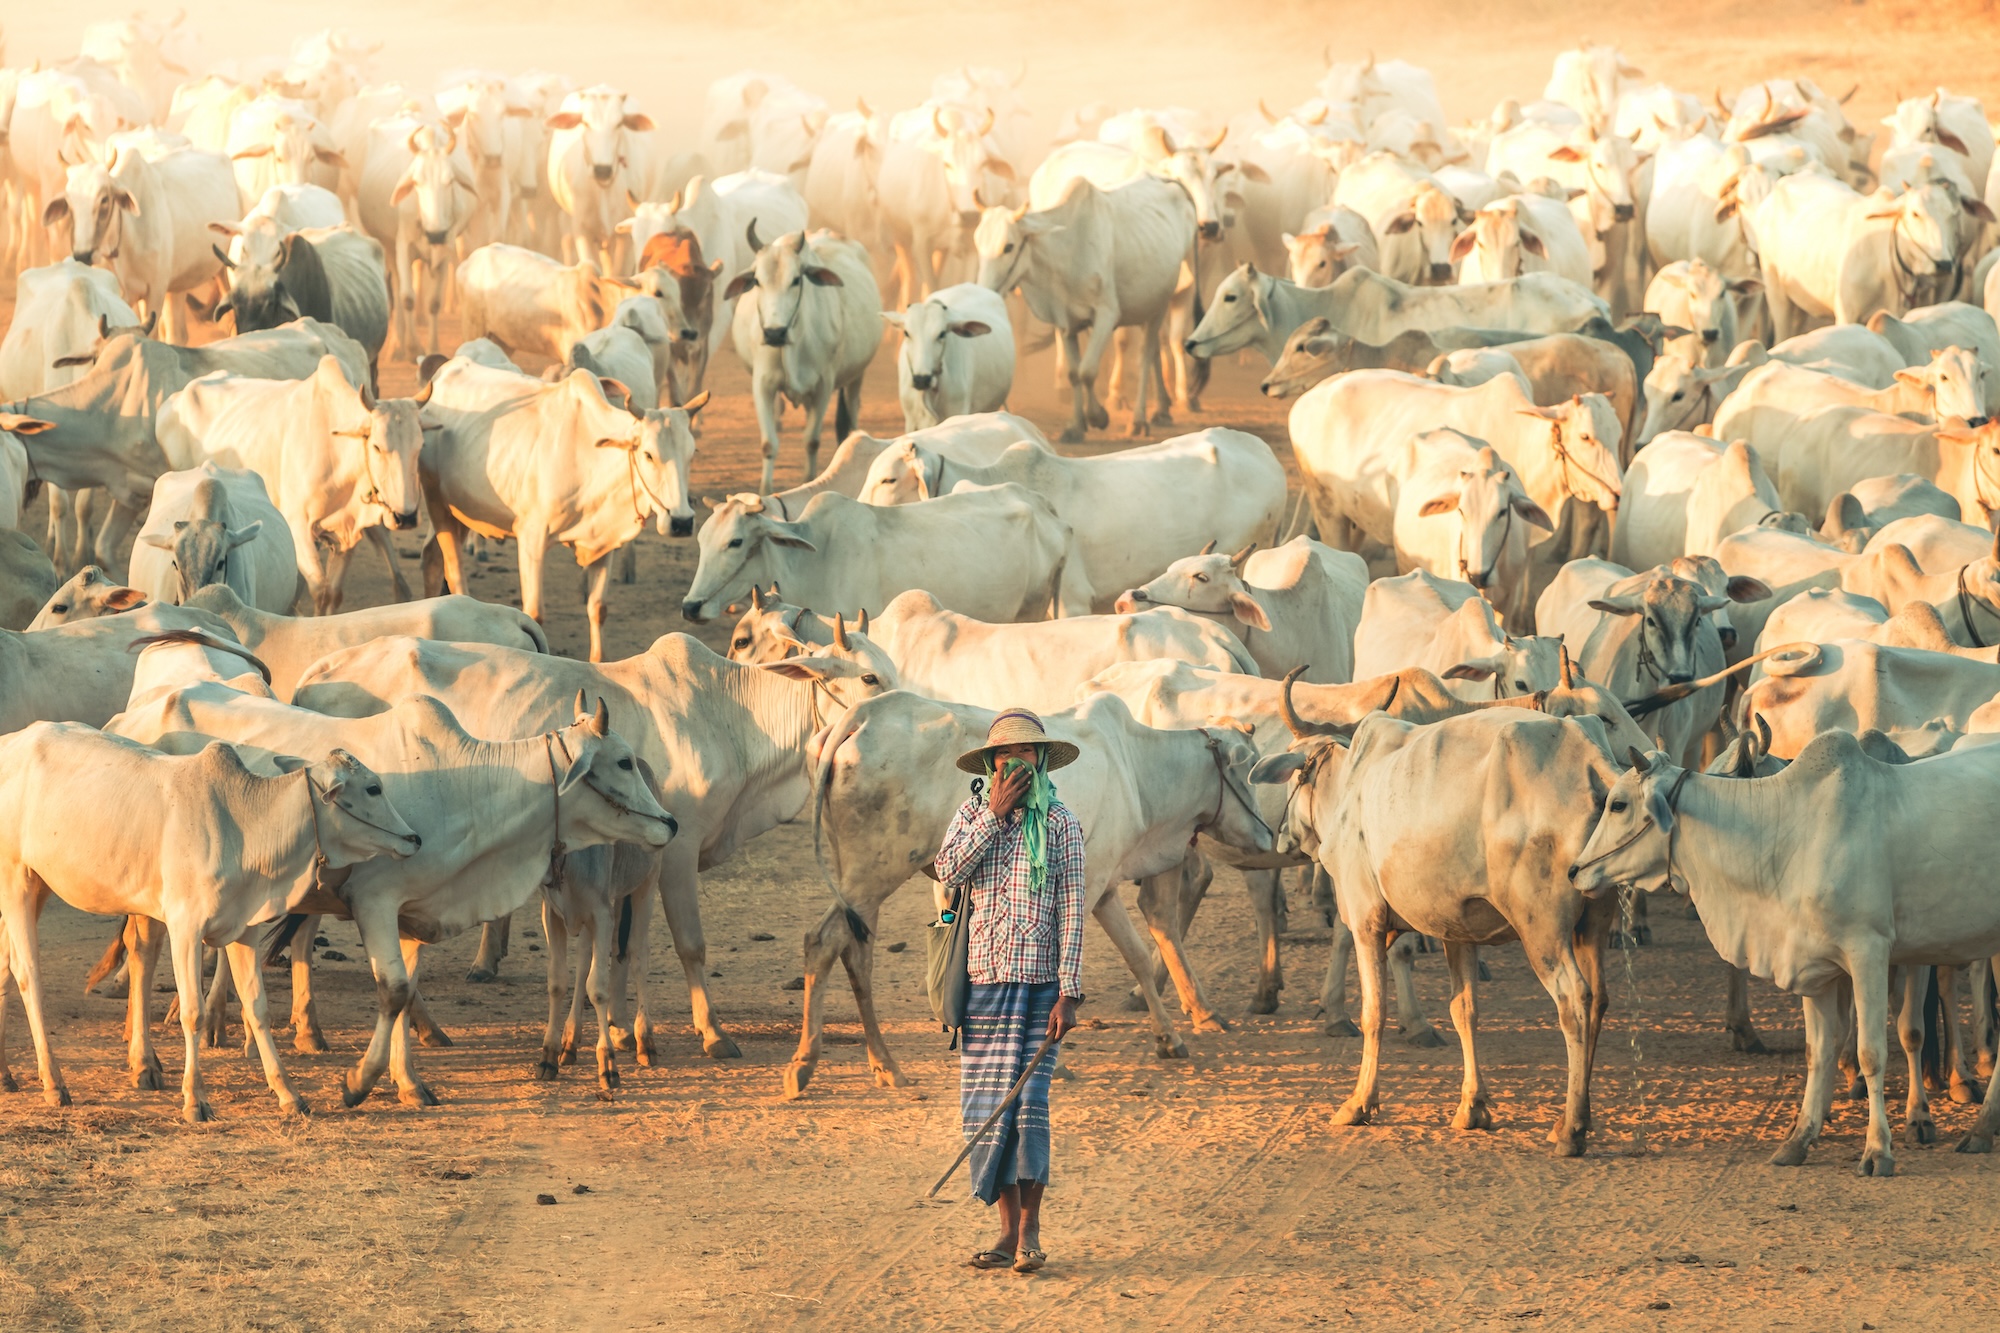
935 795 1087 999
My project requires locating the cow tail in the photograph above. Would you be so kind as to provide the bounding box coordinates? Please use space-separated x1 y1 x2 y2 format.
262 914 311 969
520 615 552 654
82 923 130 994
811 705 873 946
615 891 635 964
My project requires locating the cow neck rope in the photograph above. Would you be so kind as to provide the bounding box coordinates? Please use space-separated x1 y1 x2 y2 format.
1547 422 1619 504
1958 562 1992 649
332 426 385 512
1195 728 1271 844
1571 765 1695 885
1886 213 1945 308
1458 506 1514 587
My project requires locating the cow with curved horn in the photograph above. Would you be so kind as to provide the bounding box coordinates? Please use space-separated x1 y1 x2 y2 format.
875 101 1017 304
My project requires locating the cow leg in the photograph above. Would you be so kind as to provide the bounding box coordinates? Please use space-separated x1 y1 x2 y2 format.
405 968 452 1049
1077 888 1183 1059
1852 953 1896 1177
125 915 165 1090
614 886 659 1062
1897 965 1936 1146
582 555 610 664
290 915 328 1054
165 921 214 1122
1956 963 2000 1151
201 943 231 1048
425 254 448 357
1443 940 1492 1132
1724 963 1769 1053
798 393 833 488
0 927 16 1093
0 877 67 1108
1973 957 1998 1080
537 898 571 1081
385 937 439 1107
1390 932 1444 1046
836 905 908 1090
582 904 621 1098
467 914 510 983
787 902 845 1098
1053 327 1087 443
1319 914 1361 1036
749 370 784 494
1245 866 1285 1015
92 498 139 573
617 542 637 586
1135 854 1214 1008
365 526 413 603
1837 982 1866 1099
1133 868 1228 1033
1076 311 1117 435
1127 317 1165 436
341 900 416 1107
515 523 550 627
1937 965 1985 1103
1771 982 1845 1166
561 915 590 1067
657 850 738 1058
222 941 307 1116
1520 929 1595 1155
1335 912 1390 1126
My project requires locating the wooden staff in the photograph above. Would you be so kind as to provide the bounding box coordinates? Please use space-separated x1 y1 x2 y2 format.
926 1031 1060 1199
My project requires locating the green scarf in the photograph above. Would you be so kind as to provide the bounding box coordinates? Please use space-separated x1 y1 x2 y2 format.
986 747 1058 893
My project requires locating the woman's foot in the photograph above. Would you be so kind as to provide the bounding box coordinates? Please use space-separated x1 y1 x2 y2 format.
969 1248 1016 1270
1013 1248 1046 1273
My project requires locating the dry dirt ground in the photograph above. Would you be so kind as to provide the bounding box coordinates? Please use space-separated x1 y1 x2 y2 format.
5 2 2000 1329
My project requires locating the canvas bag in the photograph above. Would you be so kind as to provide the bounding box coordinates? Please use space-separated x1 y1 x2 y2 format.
925 880 972 1047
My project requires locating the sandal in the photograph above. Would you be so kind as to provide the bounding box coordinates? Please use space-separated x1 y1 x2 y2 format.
969 1249 1016 1270
1013 1249 1046 1273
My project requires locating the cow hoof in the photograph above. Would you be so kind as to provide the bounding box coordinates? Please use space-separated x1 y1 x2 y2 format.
1248 992 1279 1016
609 1026 637 1052
1149 408 1174 427
293 1031 329 1055
1087 404 1110 430
534 1059 560 1082
464 966 498 983
1906 1118 1937 1146
1844 1075 1867 1100
1155 1034 1189 1060
400 1082 440 1108
1632 925 1653 946
1768 1138 1811 1167
635 1044 658 1068
1192 1015 1229 1035
595 1085 616 1103
1452 1102 1495 1132
133 1065 163 1092
558 1046 578 1067
1323 1017 1361 1038
703 1034 743 1060
1609 930 1635 949
341 1074 371 1108
0 1072 17 1094
782 1063 814 1100
1403 1026 1447 1050
184 1100 215 1124
1121 991 1149 1012
602 1064 621 1090
1729 1027 1770 1055
281 1096 311 1117
1059 428 1084 445
1858 1149 1895 1177
1954 1132 1994 1154
1330 1101 1372 1127
1951 1078 1986 1105
1126 417 1151 438
872 1066 911 1089
47 1086 72 1109
417 1026 453 1050
1552 1131 1585 1158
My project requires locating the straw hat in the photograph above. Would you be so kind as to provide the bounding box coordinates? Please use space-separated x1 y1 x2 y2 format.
956 708 1081 775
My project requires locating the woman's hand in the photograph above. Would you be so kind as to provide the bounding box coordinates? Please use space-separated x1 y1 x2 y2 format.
987 763 1032 819
1047 996 1078 1042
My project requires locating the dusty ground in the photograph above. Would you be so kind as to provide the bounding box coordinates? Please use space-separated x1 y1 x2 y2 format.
5 1 2000 1328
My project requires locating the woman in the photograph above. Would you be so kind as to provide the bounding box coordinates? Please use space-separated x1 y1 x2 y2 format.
935 708 1087 1274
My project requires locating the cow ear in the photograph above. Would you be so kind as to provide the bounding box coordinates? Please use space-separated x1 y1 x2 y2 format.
0 415 55 435
1442 662 1499 681
1249 751 1308 784
1967 199 1998 223
1725 575 1773 602
723 272 757 301
803 266 844 287
226 521 264 549
1417 493 1459 517
208 220 240 237
1448 229 1478 261
546 111 583 130
1512 496 1556 530
1227 590 1272 632
1626 747 1652 774
880 311 905 329
140 530 174 549
1520 229 1546 257
105 587 147 611
1588 598 1643 616
1548 145 1586 162
389 174 416 206
948 320 992 337
1382 212 1418 234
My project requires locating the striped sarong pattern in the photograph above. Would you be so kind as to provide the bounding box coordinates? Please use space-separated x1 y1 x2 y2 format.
960 980 1061 1204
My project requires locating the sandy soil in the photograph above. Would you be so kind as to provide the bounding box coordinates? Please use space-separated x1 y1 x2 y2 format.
4 2 2000 1328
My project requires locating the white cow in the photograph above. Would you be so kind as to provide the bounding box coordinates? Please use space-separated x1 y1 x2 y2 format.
356 115 479 361
1867 303 2000 412
1286 369 1623 567
0 723 416 1118
1645 138 1786 286
1486 121 1645 311
680 484 1090 625
860 429 1286 611
157 355 424 613
727 229 880 492
1712 349 1985 473
802 103 887 246
456 243 631 363
10 69 137 266
129 463 299 613
1613 434 1784 572
1353 569 1564 701
1544 42 1647 133
1114 536 1368 684
1391 431 1554 630
1281 206 1378 288
875 103 1017 304
758 411 1050 519
882 282 1013 430
1333 152 1464 286
1317 56 1447 135
436 73 526 248
1452 192 1593 289
699 72 820 180
973 177 1193 442
621 170 808 347
546 85 655 269
1646 259 1758 368
1881 90 1995 215
1571 736 2000 1173
48 134 236 344
223 95 343 211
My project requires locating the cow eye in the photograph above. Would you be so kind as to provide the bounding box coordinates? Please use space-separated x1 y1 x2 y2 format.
1223 293 1236 302
732 636 750 649
51 604 67 613
727 538 743 548
1609 799 1627 813
1192 572 1209 583
366 784 382 796
861 673 880 685
1514 680 1528 691
1670 391 1684 401
1002 243 1015 253
617 757 634 771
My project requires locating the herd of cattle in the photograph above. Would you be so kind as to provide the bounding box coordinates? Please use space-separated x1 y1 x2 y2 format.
4 19 2000 1181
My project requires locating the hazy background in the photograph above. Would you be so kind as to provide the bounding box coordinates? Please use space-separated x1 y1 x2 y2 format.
13 0 1993 152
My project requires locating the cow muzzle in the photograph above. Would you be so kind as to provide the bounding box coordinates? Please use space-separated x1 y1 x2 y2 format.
762 327 788 347
425 229 449 246
1613 203 1635 223
909 372 935 390
1114 590 1145 613
1428 262 1454 283
1183 337 1201 355
1702 329 1719 344
593 163 615 185
680 599 707 622
669 514 694 537
1198 220 1223 241
1934 260 1955 277
390 509 420 531
1968 416 1992 429
678 327 700 343
72 249 95 266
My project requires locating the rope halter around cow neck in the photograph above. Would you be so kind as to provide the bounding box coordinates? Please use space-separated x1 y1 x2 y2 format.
1570 764 1695 890
1194 728 1272 845
543 732 572 892
1959 562 1992 649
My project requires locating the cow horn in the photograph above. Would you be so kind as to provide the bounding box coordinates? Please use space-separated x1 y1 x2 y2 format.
979 107 995 137
933 106 949 139
211 243 234 269
1198 539 1217 555
856 96 872 119
857 607 869 634
1753 712 1773 757
832 612 850 650
745 218 762 252
1229 543 1255 567
1259 98 1280 124
1559 644 1575 689
1279 667 1331 740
